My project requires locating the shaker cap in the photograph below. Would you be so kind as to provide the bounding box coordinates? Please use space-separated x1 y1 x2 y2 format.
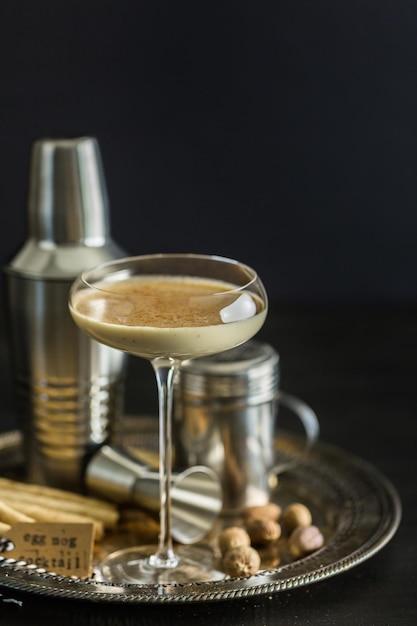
177 340 280 404
28 136 110 244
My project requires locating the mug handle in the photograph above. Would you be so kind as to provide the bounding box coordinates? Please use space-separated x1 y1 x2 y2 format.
270 391 320 475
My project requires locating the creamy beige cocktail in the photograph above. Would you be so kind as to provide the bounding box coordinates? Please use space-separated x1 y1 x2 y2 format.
70 276 267 360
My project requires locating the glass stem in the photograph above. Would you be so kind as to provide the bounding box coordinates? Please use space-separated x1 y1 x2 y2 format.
149 357 179 569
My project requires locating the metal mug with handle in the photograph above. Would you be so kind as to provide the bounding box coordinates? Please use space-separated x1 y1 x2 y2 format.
174 340 319 515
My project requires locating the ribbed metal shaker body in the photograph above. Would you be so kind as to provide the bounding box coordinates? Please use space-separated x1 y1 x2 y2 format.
3 137 128 491
4 270 127 491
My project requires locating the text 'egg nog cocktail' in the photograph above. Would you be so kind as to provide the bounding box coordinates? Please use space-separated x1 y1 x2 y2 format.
69 253 268 586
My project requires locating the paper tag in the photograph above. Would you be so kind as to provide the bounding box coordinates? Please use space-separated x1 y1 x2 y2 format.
4 523 95 578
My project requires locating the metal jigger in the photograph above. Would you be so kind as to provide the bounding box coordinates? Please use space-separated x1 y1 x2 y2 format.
85 445 223 544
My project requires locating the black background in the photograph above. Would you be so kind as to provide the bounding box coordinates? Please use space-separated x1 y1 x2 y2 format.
1 4 417 623
1 0 416 303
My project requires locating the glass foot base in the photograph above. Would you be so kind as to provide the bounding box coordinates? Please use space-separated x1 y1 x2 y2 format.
95 544 225 585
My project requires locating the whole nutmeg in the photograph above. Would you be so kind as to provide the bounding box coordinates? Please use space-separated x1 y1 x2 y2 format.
242 502 282 522
288 524 324 558
218 526 251 556
222 545 261 577
281 502 312 532
246 517 282 546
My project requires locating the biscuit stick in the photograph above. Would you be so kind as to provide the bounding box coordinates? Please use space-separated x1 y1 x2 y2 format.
0 521 11 536
0 500 35 525
0 478 119 529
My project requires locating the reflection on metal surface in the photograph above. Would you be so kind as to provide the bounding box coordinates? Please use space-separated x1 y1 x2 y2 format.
0 417 401 605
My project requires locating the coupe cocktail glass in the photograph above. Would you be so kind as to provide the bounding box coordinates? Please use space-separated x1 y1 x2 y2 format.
69 253 267 584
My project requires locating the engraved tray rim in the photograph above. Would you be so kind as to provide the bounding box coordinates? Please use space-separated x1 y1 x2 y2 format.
0 424 401 605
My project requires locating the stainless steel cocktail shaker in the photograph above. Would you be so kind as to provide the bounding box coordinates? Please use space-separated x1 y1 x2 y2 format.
3 137 127 491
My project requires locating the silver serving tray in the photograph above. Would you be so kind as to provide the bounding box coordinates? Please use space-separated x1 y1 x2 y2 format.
0 421 401 605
